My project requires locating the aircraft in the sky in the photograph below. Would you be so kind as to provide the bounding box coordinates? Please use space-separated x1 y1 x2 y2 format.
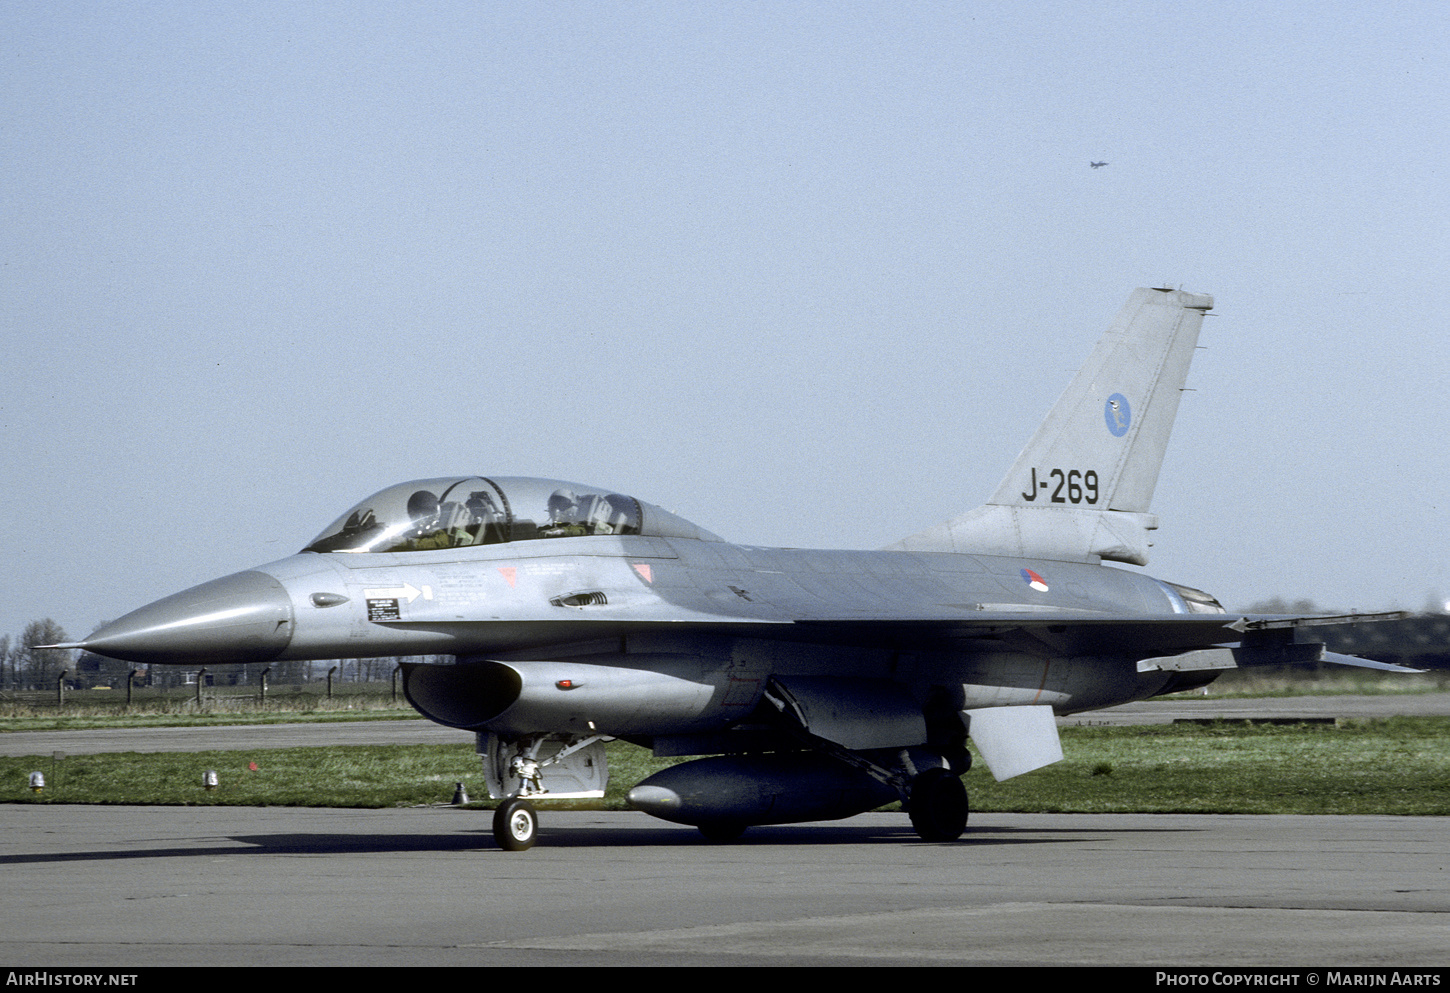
64 287 1410 850
1090 161 1108 168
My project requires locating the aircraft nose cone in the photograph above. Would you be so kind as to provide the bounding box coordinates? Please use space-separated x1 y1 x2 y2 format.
81 570 294 665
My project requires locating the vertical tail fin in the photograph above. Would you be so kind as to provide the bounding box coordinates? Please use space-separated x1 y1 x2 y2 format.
889 287 1213 565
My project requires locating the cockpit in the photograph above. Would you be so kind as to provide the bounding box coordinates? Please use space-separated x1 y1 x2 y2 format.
304 476 715 554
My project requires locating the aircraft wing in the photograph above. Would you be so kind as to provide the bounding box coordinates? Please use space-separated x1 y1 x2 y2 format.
795 609 1407 651
767 610 1414 667
395 609 1414 670
785 612 1246 653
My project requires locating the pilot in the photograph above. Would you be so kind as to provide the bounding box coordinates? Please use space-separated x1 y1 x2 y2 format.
403 490 455 550
539 489 589 538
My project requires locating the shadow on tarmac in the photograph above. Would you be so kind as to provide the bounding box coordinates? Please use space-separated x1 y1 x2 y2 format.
0 817 1202 863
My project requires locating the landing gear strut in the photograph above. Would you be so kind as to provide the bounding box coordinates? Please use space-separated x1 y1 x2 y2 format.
907 767 969 842
492 797 538 851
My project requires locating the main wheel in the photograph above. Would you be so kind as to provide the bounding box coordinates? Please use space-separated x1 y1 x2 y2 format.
493 797 538 851
908 767 969 842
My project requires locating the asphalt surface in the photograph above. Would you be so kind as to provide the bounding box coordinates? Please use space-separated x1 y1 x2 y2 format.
3 694 1446 967
1 806 1444 967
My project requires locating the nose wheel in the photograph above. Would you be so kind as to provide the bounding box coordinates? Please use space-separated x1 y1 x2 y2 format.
493 797 538 851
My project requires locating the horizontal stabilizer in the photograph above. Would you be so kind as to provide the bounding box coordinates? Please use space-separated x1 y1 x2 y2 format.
1321 651 1424 673
1137 640 1425 675
1237 611 1408 631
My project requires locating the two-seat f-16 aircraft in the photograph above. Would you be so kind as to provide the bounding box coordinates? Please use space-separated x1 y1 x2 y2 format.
66 287 1410 850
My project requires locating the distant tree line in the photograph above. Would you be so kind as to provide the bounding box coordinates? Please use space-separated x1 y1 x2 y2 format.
0 619 72 691
0 617 448 691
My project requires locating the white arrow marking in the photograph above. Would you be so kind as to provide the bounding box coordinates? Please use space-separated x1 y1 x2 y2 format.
363 583 430 603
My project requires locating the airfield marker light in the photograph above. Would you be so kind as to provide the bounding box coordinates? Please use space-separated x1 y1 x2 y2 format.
451 782 469 805
203 770 219 790
28 772 43 792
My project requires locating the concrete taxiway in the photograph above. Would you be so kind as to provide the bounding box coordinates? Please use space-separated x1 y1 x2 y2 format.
1 805 1446 967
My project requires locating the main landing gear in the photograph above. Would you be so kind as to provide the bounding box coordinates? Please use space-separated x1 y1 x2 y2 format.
906 766 969 842
489 766 969 847
492 797 539 851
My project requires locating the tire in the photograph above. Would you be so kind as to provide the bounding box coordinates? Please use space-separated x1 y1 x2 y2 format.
907 767 969 842
493 798 538 851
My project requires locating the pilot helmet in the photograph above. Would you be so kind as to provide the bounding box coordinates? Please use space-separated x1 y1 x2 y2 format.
406 490 442 528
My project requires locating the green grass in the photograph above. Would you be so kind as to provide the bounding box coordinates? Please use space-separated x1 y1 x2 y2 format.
968 717 1450 815
1 741 681 809
5 744 470 808
1188 668 1450 698
4 718 1447 815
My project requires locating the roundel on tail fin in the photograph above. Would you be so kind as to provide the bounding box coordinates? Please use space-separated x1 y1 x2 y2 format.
1104 393 1131 437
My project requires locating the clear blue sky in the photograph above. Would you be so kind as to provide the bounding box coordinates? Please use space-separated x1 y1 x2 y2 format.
3 1 1448 644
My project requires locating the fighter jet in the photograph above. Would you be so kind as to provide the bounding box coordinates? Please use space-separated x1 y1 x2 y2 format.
1090 161 1108 168
65 287 1410 850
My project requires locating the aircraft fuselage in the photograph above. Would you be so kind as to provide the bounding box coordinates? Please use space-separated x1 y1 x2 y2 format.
82 532 1216 733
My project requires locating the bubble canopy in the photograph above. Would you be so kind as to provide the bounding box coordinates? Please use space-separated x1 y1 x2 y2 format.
303 476 715 554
